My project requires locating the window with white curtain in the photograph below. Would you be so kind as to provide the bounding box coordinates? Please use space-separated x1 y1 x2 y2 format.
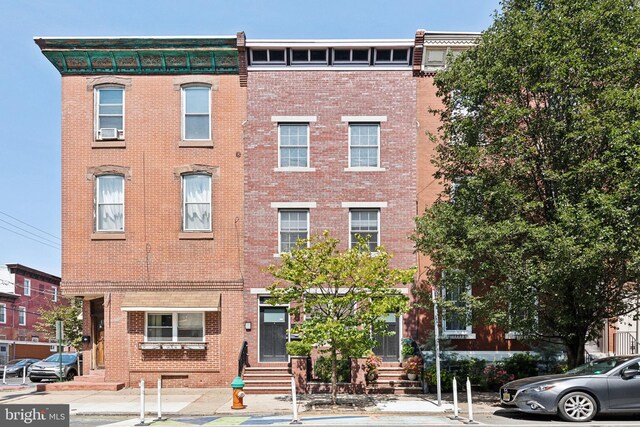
18 306 26 326
182 86 211 140
182 174 212 231
96 175 125 232
146 312 204 342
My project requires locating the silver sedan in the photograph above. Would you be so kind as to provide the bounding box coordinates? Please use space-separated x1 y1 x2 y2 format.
500 355 640 422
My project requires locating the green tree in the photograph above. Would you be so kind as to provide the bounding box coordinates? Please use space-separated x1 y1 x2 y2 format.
413 0 640 368
267 232 415 404
35 297 83 350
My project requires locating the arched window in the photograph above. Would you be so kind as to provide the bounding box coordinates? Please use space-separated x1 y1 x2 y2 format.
181 85 211 140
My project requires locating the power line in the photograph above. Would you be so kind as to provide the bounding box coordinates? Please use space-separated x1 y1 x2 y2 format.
0 210 60 241
0 218 61 246
0 224 61 251
1 278 60 298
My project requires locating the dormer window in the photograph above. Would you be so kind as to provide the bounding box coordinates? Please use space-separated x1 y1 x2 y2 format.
333 48 370 64
374 48 410 65
250 49 286 65
290 49 328 64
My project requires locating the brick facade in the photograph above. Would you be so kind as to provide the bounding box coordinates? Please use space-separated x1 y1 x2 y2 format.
244 70 417 364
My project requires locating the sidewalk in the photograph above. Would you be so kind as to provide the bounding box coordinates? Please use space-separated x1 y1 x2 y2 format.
0 387 497 419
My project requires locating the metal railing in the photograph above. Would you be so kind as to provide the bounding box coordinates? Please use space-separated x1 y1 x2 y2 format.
407 338 428 394
614 332 639 356
237 340 248 377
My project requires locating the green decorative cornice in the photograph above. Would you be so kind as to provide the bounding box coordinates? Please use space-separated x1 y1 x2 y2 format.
35 36 240 75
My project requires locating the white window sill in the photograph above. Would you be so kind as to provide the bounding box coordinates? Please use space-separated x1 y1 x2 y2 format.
139 342 206 350
274 167 316 172
344 167 386 172
443 332 476 340
505 332 522 340
273 253 282 258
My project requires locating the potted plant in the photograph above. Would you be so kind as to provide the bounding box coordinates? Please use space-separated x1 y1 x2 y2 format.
401 338 415 360
364 352 382 383
403 355 422 380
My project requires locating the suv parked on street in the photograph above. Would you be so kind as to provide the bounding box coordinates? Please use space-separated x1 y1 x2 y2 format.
28 353 79 382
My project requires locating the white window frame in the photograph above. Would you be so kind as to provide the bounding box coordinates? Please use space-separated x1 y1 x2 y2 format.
373 47 411 65
0 304 5 324
18 306 26 326
348 123 381 169
348 208 380 251
278 209 310 254
94 85 125 140
52 286 58 302
290 49 328 65
144 312 205 343
250 48 286 65
278 123 311 170
442 283 475 338
181 85 212 141
23 279 31 296
332 48 370 65
182 173 212 232
95 174 125 233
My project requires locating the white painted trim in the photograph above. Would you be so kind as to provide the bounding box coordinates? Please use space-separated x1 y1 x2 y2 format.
144 312 205 343
343 167 386 172
274 167 316 172
257 295 290 363
272 116 317 122
249 66 411 72
445 350 532 361
342 202 388 208
23 279 31 296
442 332 477 340
0 303 5 324
348 208 381 250
271 202 317 208
442 282 473 336
124 307 218 312
94 86 125 141
18 306 26 326
96 174 125 233
247 39 413 47
36 35 237 40
347 123 381 169
182 174 212 232
342 116 387 123
277 208 310 254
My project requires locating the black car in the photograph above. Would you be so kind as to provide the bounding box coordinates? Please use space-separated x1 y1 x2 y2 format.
3 359 40 377
500 356 640 422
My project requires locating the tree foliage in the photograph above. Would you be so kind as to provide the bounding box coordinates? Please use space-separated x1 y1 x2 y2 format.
413 0 640 368
267 232 415 403
35 297 83 350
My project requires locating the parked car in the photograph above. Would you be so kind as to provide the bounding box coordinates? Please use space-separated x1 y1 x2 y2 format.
28 353 79 382
500 355 640 422
3 359 40 377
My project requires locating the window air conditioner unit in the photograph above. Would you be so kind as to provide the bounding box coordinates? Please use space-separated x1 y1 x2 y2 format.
98 128 119 140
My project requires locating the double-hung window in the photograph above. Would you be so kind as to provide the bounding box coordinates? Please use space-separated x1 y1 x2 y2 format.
442 282 473 336
349 209 379 252
182 174 212 232
279 209 309 253
279 124 309 168
52 286 58 302
23 279 31 296
0 304 5 323
96 175 125 232
146 313 204 342
95 86 124 140
18 306 26 326
349 124 380 168
182 86 211 140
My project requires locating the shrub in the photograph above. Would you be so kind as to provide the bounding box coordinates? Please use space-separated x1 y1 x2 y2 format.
483 364 515 390
426 364 453 392
314 356 350 383
285 341 313 356
450 358 486 386
401 338 415 358
503 352 540 379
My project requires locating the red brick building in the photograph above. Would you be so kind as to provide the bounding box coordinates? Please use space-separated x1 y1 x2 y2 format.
0 263 61 362
36 35 247 388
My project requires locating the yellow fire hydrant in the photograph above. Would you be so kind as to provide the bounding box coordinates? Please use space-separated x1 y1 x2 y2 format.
231 376 246 409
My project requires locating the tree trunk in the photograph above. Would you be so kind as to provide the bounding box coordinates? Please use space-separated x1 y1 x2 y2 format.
566 335 586 369
331 347 338 406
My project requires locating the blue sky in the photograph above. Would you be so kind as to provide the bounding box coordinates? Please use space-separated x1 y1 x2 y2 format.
0 0 501 277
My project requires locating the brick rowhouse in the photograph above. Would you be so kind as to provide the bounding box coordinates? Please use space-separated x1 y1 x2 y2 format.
36 36 247 387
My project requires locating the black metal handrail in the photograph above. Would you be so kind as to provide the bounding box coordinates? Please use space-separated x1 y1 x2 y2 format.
238 340 248 377
408 338 428 394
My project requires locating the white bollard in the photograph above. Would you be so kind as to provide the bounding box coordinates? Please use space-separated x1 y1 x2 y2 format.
135 379 150 426
2 366 6 385
464 377 478 424
450 377 460 420
154 378 166 421
290 376 301 424
22 366 27 384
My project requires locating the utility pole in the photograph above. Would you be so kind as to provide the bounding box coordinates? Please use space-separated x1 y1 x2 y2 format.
432 287 442 406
